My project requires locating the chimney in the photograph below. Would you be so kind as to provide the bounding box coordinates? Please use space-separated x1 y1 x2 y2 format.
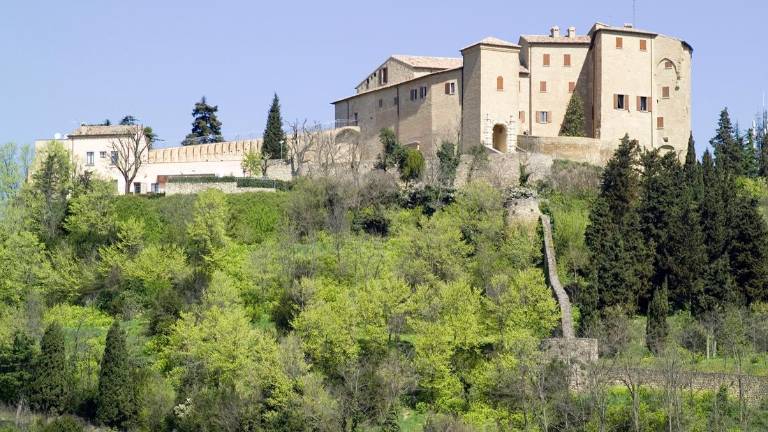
550 26 560 38
567 26 576 38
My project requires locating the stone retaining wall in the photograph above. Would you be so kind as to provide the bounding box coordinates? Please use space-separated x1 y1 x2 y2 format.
518 135 617 166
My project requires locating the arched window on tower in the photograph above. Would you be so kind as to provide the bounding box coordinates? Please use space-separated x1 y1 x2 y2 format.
496 76 504 91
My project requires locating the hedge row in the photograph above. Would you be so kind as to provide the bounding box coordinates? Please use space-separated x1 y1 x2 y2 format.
166 175 292 190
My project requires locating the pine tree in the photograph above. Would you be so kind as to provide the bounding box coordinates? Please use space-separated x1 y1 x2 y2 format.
742 128 759 177
700 150 728 261
559 93 586 137
727 193 768 303
0 331 35 405
96 322 137 429
29 323 71 414
646 278 669 355
711 108 743 176
182 96 223 146
261 93 286 159
760 132 768 177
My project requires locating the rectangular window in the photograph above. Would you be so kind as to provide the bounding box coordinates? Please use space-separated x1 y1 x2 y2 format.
662 86 670 98
639 39 647 51
614 94 628 110
150 183 159 193
444 82 455 95
379 67 388 85
637 96 649 112
378 99 383 108
568 81 576 93
110 151 118 165
543 53 550 66
353 112 358 125
419 86 428 99
99 151 107 159
657 116 665 129
519 111 526 124
536 111 551 124
616 37 623 49
133 182 142 194
86 151 94 166
410 88 418 101
539 81 547 93
563 54 571 67
665 60 674 69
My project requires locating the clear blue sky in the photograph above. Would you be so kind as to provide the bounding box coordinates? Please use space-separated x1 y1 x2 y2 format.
2 0 767 155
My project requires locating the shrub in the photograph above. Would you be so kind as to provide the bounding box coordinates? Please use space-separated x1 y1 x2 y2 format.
399 148 425 183
226 192 287 244
41 416 84 432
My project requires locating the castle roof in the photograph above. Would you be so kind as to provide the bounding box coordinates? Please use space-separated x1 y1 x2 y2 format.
390 55 463 70
519 34 591 45
461 37 520 51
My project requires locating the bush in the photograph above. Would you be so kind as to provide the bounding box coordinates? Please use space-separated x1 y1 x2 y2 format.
399 148 425 183
41 416 84 432
236 177 292 191
226 192 287 244
352 206 390 236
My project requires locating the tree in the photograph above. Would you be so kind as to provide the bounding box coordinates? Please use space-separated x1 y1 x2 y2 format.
0 142 22 204
559 93 586 137
742 128 759 177
375 128 405 171
182 96 223 146
646 278 669 354
711 108 742 175
96 321 137 429
287 119 318 177
241 149 270 178
399 148 425 184
0 331 35 406
262 93 287 159
29 322 71 414
759 132 768 178
111 124 150 194
186 189 230 296
119 115 137 125
29 140 73 245
436 141 460 187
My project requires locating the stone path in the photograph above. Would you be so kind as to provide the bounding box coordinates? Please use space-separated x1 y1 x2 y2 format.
540 214 575 339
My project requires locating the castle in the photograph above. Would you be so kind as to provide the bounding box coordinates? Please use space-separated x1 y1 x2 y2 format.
33 22 692 195
332 22 692 158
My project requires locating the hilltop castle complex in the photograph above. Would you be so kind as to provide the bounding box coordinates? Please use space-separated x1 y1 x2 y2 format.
333 22 692 158
34 22 692 194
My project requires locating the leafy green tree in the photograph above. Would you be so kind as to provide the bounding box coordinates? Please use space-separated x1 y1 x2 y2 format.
0 142 23 204
96 322 137 429
40 416 85 432
186 189 230 295
28 141 73 245
262 93 287 159
436 141 460 187
399 148 425 184
559 93 586 137
0 331 35 405
0 229 51 305
63 179 116 255
375 128 405 171
182 96 223 146
29 322 71 414
646 279 669 354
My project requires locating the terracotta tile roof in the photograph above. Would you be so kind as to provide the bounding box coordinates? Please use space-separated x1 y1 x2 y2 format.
68 125 140 137
390 55 463 70
462 36 520 51
519 35 591 44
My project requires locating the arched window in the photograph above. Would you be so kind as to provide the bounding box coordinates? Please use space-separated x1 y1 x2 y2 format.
496 76 504 91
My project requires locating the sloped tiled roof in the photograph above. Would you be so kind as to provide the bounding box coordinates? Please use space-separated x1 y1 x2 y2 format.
69 125 140 137
391 55 463 70
462 36 520 51
519 35 591 44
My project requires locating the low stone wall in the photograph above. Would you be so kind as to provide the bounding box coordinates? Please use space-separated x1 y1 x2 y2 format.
165 182 276 195
517 135 617 166
542 338 600 389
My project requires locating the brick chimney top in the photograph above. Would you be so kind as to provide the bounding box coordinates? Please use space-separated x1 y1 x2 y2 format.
550 26 560 37
567 26 576 38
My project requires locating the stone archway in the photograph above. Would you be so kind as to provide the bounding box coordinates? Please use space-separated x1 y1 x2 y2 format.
492 124 508 153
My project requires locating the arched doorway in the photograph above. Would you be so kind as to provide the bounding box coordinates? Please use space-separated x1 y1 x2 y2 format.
492 124 508 153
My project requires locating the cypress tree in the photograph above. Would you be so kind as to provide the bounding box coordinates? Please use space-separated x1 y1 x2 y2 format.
559 93 586 137
96 321 137 429
646 278 669 355
759 132 768 178
29 323 71 414
262 93 287 159
742 129 759 177
700 150 728 261
0 331 35 405
727 193 768 303
182 96 223 146
711 108 743 176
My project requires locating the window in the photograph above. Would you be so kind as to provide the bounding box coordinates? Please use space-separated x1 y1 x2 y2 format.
519 111 526 123
543 53 550 67
353 112 358 125
378 99 383 108
662 86 670 98
616 37 623 49
614 94 628 110
639 40 647 51
410 88 418 101
496 76 504 91
568 81 576 93
657 116 665 129
99 151 107 159
133 182 142 194
445 82 455 95
536 111 551 124
151 183 159 193
110 151 118 165
379 67 388 85
419 86 428 99
539 81 547 93
563 54 571 67
86 151 94 166
665 60 674 69
637 96 650 112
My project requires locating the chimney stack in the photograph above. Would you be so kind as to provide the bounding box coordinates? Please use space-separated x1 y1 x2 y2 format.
567 26 576 38
550 26 560 38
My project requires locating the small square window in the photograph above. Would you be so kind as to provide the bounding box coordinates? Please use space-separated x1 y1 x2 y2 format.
539 81 547 93
536 111 551 124
110 151 118 165
616 37 623 49
100 151 107 159
419 86 428 99
445 82 456 95
638 96 649 112
568 82 576 93
662 86 670 98
133 182 142 194
410 88 418 101
563 54 571 67
657 116 665 129
639 40 647 51
543 53 550 67
151 183 159 193
378 99 383 108
86 151 94 166
615 94 627 110
518 111 526 123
